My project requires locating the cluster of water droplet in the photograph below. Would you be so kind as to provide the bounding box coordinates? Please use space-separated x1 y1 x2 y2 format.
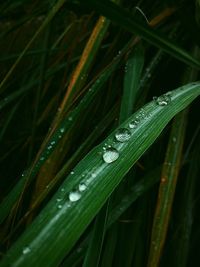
55 173 88 209
102 109 148 163
54 92 172 213
67 180 87 203
102 93 172 164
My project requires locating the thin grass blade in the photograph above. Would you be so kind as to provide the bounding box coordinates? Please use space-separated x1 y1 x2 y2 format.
82 0 200 69
147 110 187 267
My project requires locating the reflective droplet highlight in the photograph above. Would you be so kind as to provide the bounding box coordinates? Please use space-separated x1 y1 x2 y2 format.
78 183 87 192
115 128 131 142
172 137 176 143
103 147 119 163
129 119 140 129
23 247 31 254
69 191 81 202
154 94 171 106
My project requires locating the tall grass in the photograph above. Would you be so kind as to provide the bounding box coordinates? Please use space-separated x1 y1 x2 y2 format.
0 0 200 266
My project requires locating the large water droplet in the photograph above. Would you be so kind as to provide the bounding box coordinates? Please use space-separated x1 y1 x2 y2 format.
154 94 171 106
103 147 119 163
23 247 31 254
115 128 131 142
129 119 140 129
78 183 87 192
69 191 81 202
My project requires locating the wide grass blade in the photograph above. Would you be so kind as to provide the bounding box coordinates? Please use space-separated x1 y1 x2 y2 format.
100 41 145 266
0 82 200 267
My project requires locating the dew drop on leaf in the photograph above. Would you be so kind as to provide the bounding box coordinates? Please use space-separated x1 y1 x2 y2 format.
172 137 177 143
22 247 31 254
69 191 81 202
103 147 119 163
129 119 139 129
78 183 87 192
115 128 131 142
154 94 171 106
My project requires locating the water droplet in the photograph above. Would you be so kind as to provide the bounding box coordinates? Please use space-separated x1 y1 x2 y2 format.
172 137 176 143
23 247 31 254
129 119 140 129
78 183 87 192
103 147 119 163
154 94 171 106
115 128 131 142
60 128 65 133
91 173 96 178
57 204 62 209
68 116 72 121
61 188 65 192
69 191 81 202
51 141 55 145
70 171 74 175
56 198 62 202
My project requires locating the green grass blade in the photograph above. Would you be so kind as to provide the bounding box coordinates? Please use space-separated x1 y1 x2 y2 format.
147 110 187 267
101 42 145 265
0 101 21 141
120 43 144 122
108 167 161 227
82 0 200 69
0 83 200 267
0 0 66 91
0 58 120 224
172 137 200 267
82 205 108 267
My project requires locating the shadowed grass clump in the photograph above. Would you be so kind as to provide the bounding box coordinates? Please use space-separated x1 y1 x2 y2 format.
0 0 200 266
